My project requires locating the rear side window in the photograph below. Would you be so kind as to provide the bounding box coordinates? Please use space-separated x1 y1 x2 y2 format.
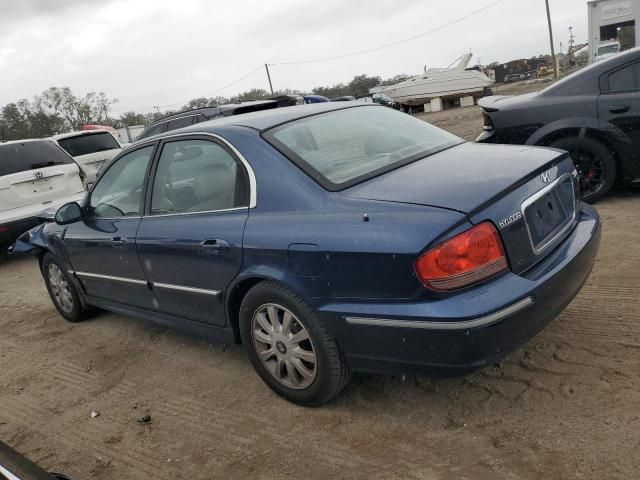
166 116 195 132
58 132 120 157
608 64 636 92
0 141 74 177
150 139 247 215
139 122 165 140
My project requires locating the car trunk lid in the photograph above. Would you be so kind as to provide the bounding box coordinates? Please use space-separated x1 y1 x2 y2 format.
342 142 579 274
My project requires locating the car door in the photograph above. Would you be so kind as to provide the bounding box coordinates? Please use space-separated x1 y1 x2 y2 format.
63 144 156 309
136 136 250 326
598 61 640 154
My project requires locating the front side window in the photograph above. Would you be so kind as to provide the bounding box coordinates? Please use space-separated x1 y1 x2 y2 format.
58 132 120 157
90 146 154 218
151 139 247 215
265 106 462 190
608 64 636 92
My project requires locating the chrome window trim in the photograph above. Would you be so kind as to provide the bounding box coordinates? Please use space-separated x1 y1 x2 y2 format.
0 464 21 480
521 173 577 256
129 132 257 209
344 297 534 331
75 271 147 286
143 206 247 218
154 282 221 296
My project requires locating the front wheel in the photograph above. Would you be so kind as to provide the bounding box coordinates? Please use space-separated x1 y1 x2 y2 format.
548 136 617 203
42 253 92 323
239 281 350 406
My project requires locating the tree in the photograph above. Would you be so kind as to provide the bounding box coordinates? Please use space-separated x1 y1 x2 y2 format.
117 111 148 128
37 87 116 130
348 74 381 97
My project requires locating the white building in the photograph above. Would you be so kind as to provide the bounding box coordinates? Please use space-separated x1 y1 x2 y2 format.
588 0 640 62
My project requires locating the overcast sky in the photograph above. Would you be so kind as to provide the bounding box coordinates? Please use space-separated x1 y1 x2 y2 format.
0 0 589 112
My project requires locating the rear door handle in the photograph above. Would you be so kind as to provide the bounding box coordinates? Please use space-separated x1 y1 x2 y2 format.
199 239 230 254
110 236 129 247
609 105 630 114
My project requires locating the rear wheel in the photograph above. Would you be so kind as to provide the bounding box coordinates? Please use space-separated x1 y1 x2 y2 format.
239 281 350 406
42 253 92 323
548 136 616 203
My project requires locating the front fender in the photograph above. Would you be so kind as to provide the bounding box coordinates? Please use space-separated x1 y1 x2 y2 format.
9 223 49 255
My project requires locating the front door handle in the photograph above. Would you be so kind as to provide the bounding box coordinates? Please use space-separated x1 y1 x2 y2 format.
110 236 129 247
609 105 630 114
199 239 230 254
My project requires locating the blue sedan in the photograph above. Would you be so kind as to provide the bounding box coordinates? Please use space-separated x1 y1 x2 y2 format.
13 103 601 405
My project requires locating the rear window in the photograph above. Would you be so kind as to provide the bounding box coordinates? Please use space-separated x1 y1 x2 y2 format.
264 106 462 190
0 141 75 177
58 132 120 157
138 122 166 140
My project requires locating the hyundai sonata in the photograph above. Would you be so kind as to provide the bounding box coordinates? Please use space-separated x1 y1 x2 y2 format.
13 103 601 405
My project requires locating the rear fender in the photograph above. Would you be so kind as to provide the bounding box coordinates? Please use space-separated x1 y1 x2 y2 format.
526 117 636 184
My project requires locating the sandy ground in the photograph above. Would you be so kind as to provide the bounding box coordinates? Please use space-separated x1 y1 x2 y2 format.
1 82 639 480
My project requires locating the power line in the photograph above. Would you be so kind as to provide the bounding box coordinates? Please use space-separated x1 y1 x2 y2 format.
269 0 504 66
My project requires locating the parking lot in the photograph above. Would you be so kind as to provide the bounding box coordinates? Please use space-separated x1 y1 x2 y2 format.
1 86 639 480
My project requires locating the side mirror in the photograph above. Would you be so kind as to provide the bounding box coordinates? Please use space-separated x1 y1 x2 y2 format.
55 202 83 225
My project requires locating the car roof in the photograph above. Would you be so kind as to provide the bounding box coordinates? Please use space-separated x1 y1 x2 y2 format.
52 129 114 140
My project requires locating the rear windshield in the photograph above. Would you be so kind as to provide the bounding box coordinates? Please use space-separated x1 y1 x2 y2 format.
58 132 120 157
265 106 462 190
0 141 75 177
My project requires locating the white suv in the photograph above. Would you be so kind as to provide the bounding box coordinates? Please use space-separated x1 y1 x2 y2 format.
52 130 122 184
0 139 86 250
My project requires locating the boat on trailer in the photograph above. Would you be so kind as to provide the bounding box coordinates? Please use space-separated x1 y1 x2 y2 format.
382 54 494 107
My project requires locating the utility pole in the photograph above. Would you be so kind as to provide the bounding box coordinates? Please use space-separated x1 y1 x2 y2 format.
265 64 274 95
545 0 559 79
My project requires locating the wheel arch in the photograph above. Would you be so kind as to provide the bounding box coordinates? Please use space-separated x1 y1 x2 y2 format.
529 122 628 185
225 269 313 344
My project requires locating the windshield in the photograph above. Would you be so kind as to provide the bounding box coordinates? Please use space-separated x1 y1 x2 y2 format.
598 44 619 55
0 141 75 177
265 106 463 190
58 132 120 157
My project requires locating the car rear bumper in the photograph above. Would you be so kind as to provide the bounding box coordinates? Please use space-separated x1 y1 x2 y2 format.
320 204 601 375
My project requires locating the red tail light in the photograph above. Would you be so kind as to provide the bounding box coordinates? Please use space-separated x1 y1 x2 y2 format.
414 222 508 291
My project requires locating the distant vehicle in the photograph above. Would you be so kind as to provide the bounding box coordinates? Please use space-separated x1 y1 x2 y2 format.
372 92 396 107
477 47 640 203
382 53 494 107
0 439 73 479
0 139 85 250
136 100 282 141
595 40 621 62
116 125 145 144
270 94 304 106
81 124 121 142
15 103 599 405
331 96 356 102
303 95 330 104
53 130 122 184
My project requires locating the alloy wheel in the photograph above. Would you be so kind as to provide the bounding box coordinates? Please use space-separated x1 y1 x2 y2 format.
48 264 74 313
569 147 606 200
251 303 317 390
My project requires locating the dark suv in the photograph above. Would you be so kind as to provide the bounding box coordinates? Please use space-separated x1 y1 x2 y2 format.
136 100 282 141
477 47 640 202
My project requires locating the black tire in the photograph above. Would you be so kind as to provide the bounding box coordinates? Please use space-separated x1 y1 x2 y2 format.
42 253 91 323
239 281 350 406
549 136 617 203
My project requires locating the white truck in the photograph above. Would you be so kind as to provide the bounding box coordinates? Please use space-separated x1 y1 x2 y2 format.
595 39 622 61
52 129 122 184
